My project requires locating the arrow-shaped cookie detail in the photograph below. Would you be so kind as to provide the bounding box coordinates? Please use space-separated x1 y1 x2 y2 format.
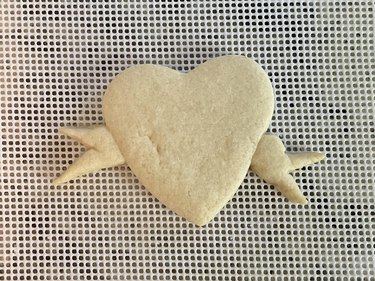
52 126 125 185
250 134 325 204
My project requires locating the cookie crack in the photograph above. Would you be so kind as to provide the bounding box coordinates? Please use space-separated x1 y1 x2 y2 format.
145 134 161 166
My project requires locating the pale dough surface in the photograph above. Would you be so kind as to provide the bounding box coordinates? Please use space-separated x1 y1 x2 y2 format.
103 56 274 226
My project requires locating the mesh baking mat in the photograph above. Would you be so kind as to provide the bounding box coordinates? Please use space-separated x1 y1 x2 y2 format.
1 0 374 280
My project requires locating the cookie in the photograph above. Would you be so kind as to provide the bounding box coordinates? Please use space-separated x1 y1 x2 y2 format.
53 56 324 226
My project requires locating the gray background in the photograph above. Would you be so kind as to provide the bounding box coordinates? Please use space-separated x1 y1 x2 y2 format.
1 0 374 280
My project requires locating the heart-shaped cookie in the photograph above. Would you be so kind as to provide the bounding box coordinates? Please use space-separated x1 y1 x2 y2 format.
103 56 274 225
53 56 325 225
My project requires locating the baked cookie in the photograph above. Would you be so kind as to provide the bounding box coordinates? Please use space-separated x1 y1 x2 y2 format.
53 56 324 226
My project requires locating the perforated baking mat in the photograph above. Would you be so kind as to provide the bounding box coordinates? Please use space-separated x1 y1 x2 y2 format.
1 1 374 280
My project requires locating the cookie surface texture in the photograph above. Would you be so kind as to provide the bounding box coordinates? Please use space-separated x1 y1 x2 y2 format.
103 56 274 226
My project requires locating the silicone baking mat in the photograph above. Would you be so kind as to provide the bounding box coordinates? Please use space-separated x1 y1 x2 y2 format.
1 1 374 280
